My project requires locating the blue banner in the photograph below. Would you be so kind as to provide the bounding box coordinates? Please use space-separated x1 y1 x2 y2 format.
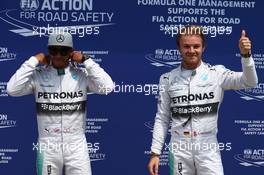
0 0 263 174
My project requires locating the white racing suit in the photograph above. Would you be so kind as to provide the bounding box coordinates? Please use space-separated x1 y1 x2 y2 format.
7 56 114 175
151 57 258 175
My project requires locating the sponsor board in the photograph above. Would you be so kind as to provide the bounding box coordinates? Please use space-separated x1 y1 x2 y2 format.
0 114 17 129
234 120 264 136
0 47 17 62
0 148 18 164
146 49 181 68
0 0 115 37
0 82 8 97
235 83 264 101
234 148 264 168
137 0 256 37
85 117 109 134
82 50 109 63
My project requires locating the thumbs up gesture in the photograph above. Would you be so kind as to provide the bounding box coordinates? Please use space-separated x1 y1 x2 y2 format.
239 30 251 57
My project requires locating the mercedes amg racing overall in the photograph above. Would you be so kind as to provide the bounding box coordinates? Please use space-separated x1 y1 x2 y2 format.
7 56 114 175
151 57 258 175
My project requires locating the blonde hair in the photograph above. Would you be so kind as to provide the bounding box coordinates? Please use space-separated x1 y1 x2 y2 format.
176 25 205 47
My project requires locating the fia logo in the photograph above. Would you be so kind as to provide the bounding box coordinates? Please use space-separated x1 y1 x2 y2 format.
244 149 252 155
155 49 164 55
20 0 39 11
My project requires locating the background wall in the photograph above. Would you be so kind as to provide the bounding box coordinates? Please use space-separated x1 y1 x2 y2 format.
0 0 263 174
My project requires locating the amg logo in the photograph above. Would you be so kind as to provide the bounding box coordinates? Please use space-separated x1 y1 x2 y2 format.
171 92 214 104
47 165 52 175
38 91 83 99
178 162 183 175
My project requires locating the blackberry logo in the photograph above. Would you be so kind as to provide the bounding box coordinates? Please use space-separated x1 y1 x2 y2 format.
20 0 39 11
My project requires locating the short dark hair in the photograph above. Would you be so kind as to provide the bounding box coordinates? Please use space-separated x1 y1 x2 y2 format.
176 25 206 47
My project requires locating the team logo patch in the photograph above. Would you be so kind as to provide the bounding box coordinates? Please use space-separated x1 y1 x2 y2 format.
201 74 208 81
72 73 78 80
56 34 65 43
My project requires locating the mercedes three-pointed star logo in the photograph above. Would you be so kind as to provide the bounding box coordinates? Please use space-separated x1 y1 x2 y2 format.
56 34 65 43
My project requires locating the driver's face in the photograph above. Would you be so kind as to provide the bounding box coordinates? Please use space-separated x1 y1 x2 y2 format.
178 35 205 69
48 46 73 69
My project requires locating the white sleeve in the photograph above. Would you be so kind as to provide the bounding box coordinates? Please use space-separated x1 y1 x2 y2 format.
219 56 258 90
151 73 171 155
7 56 38 96
83 58 114 95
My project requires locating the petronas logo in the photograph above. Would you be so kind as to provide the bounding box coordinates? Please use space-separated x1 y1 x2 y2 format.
20 0 39 11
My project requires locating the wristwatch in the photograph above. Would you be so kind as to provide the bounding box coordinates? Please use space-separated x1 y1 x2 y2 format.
241 52 251 58
81 55 90 63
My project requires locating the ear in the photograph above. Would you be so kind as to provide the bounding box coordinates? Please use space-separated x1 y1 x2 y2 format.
69 51 74 60
68 48 74 59
202 45 206 53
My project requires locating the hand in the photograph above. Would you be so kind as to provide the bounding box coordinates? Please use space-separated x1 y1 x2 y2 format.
70 51 83 63
239 30 251 55
148 155 159 175
35 53 50 65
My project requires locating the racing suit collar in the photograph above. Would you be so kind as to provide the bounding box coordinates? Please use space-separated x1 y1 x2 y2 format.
180 61 205 76
194 61 206 75
50 65 71 75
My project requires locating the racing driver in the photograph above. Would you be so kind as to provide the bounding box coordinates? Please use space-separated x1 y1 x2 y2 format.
7 32 114 175
148 25 258 175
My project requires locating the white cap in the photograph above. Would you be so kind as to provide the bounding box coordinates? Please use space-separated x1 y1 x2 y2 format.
48 32 73 48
